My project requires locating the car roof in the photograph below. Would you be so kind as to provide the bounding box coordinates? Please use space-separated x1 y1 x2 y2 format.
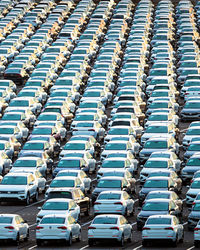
45 198 72 203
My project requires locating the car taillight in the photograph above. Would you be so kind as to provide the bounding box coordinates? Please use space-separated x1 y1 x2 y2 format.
165 227 174 230
193 202 196 205
88 129 95 131
114 202 123 205
185 93 189 95
88 226 96 230
110 227 119 230
36 226 43 230
94 202 101 205
57 226 67 230
191 180 194 183
142 227 150 230
194 228 200 231
5 226 14 229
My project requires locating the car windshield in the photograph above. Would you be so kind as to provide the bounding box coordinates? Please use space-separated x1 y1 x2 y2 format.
32 128 52 135
44 108 60 113
93 217 117 224
1 114 21 121
50 179 75 188
186 129 200 135
144 160 168 168
188 144 200 151
185 102 200 109
108 128 128 135
57 160 80 168
10 100 29 107
40 217 65 224
144 141 167 149
187 158 200 166
193 203 200 211
14 160 36 167
75 115 94 121
146 126 168 133
63 143 85 150
102 161 125 168
147 218 171 224
144 180 168 188
147 193 170 199
150 103 168 109
1 176 27 185
97 193 121 200
38 115 57 121
97 180 121 188
105 144 126 150
23 143 44 150
48 191 72 199
83 92 100 97
142 202 169 211
0 128 14 134
42 202 69 210
191 181 200 189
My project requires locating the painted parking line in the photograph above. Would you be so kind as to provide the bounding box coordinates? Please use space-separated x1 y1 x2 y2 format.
132 245 142 250
183 222 188 226
29 223 37 228
28 245 37 250
91 178 97 182
81 220 92 227
182 199 186 202
186 246 195 250
25 198 45 208
80 245 89 250
131 222 137 226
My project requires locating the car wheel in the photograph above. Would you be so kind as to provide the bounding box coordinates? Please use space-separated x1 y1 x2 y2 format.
88 239 94 246
120 234 124 247
24 229 29 242
36 239 42 246
172 235 178 247
128 231 133 243
25 193 30 205
76 230 81 242
14 233 20 246
67 234 72 246
33 190 39 202
195 241 199 247
142 240 148 247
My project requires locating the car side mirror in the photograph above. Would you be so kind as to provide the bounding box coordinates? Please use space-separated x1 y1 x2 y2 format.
29 182 34 185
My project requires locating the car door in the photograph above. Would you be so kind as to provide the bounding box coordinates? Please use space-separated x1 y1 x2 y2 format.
69 201 79 221
15 216 25 239
28 174 37 197
68 216 79 238
123 192 132 213
120 217 129 239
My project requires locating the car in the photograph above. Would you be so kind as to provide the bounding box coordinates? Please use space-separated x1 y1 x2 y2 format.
142 215 184 247
181 100 200 120
10 157 47 178
139 136 179 163
140 158 178 184
188 201 200 230
36 214 81 246
0 172 38 205
36 198 80 224
182 127 200 149
55 170 91 193
137 199 181 231
88 214 132 246
45 176 85 197
94 190 134 216
186 178 200 206
139 176 179 205
92 177 131 203
181 153 200 183
0 214 29 245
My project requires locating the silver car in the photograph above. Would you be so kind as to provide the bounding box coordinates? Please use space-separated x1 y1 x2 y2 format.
88 214 132 246
0 214 29 245
36 214 81 246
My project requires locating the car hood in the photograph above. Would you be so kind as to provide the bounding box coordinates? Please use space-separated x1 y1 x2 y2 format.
187 189 200 196
18 150 44 158
189 211 200 218
140 168 170 175
93 187 122 194
140 148 167 155
140 187 168 195
37 210 69 217
182 166 200 173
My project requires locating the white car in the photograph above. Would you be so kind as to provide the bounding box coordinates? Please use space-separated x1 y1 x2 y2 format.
88 214 132 246
0 172 38 205
36 214 81 246
0 214 29 245
36 198 80 224
142 215 184 247
56 170 91 193
94 191 134 216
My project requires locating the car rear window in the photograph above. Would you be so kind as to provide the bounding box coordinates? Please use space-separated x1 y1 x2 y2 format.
0 217 13 223
47 191 72 199
98 193 121 200
40 217 65 224
93 217 118 224
147 218 171 224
